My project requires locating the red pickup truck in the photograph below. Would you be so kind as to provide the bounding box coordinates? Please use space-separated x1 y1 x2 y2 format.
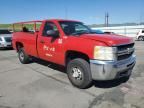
12 19 136 88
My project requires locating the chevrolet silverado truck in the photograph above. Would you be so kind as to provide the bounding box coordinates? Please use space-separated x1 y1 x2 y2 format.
12 19 136 89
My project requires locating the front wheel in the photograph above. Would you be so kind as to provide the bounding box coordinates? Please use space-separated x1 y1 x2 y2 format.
67 58 92 89
18 48 30 64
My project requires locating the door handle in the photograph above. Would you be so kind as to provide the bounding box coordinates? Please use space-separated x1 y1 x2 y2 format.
40 40 45 44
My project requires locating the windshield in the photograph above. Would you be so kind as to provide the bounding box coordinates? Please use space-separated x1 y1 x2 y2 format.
91 30 104 34
0 30 11 34
59 21 92 35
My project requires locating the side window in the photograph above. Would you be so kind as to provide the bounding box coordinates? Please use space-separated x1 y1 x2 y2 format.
36 22 42 32
22 24 34 33
142 30 144 33
42 22 58 36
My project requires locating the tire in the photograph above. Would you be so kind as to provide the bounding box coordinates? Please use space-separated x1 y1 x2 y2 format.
18 48 30 64
138 36 144 41
67 58 92 89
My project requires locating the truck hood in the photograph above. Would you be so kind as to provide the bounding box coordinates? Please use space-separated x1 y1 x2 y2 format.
80 34 134 46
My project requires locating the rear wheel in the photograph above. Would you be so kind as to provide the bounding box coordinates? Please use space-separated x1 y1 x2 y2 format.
67 58 92 89
18 48 30 64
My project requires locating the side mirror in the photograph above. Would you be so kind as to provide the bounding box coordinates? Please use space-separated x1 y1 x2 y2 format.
46 30 59 38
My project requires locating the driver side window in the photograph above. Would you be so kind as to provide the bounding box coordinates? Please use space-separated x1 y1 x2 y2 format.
42 22 58 37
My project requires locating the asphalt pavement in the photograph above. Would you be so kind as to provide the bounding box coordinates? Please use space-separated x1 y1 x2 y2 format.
0 41 144 108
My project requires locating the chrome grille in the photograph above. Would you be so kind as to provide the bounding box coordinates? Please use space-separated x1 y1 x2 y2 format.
117 43 134 51
116 43 134 61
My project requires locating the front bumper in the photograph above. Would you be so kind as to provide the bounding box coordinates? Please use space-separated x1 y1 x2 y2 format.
90 55 136 80
0 42 12 48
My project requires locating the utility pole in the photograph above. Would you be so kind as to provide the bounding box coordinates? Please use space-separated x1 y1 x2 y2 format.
105 12 109 27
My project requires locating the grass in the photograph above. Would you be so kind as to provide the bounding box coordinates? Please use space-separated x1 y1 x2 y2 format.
0 24 41 31
0 24 12 29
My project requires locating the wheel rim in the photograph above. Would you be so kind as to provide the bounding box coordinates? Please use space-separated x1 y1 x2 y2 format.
19 51 24 61
69 66 84 86
71 67 83 81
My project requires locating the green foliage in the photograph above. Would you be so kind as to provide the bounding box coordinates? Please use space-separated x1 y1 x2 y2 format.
0 23 41 31
0 24 12 29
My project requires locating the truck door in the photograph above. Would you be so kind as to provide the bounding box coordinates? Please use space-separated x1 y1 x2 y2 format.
37 21 64 65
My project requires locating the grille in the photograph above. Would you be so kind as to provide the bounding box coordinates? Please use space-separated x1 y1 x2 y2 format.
116 43 134 61
4 37 12 42
117 52 133 61
117 43 134 51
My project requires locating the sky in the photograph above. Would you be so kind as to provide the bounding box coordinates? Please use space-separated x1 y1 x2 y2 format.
0 0 144 24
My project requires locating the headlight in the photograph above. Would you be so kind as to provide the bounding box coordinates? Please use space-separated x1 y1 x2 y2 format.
94 46 116 60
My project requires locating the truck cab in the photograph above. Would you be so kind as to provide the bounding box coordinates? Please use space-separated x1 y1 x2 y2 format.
12 19 136 89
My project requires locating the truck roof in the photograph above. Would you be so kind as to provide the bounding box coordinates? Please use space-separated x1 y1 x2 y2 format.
13 19 80 24
46 19 81 22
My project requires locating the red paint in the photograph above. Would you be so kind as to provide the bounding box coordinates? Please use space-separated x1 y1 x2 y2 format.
12 19 134 65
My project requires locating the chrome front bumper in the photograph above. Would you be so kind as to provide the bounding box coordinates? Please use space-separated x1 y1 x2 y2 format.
0 42 12 48
90 55 136 80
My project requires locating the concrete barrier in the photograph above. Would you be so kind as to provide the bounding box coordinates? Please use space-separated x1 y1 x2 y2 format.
92 25 144 38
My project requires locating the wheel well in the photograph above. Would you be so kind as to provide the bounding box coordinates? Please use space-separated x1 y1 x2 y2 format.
16 42 24 51
65 51 89 65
